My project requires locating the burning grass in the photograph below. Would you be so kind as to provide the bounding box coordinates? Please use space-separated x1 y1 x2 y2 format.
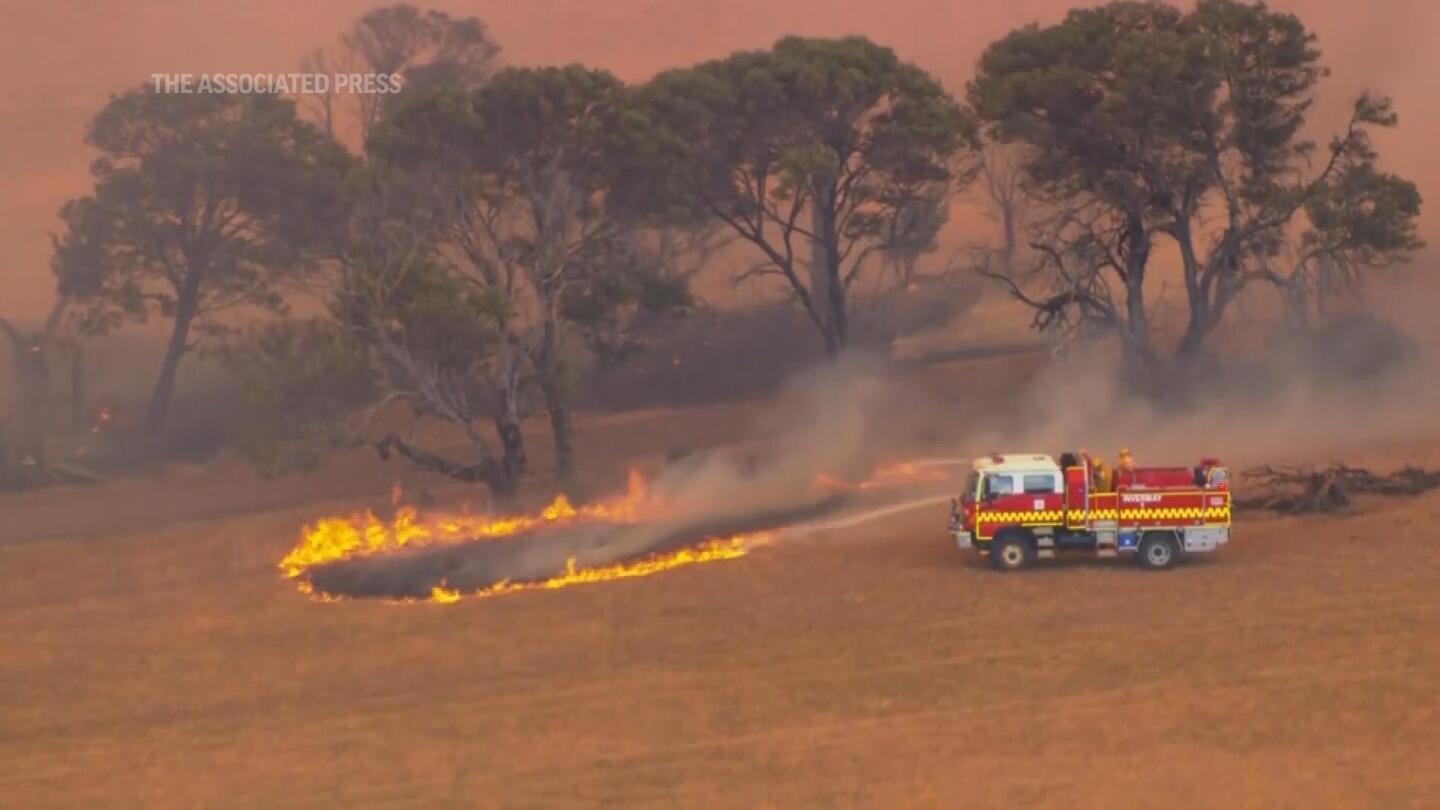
278 470 649 580
279 468 778 604
411 532 771 605
278 459 949 605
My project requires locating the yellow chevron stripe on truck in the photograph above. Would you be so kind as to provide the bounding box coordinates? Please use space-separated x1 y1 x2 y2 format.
1000 506 1232 528
1121 506 1231 521
977 510 1065 524
1079 507 1230 523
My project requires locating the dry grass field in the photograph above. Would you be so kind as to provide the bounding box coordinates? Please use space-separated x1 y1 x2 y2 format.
3 362 1439 808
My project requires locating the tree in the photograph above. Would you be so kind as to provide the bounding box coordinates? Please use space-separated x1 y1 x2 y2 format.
632 36 977 356
330 165 520 492
56 88 352 433
374 66 687 478
475 66 684 477
876 184 950 289
975 143 1031 276
969 0 1423 387
0 297 71 477
300 3 501 142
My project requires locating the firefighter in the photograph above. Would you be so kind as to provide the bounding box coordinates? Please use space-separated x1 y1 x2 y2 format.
1093 458 1113 492
1081 449 1107 491
1116 448 1135 488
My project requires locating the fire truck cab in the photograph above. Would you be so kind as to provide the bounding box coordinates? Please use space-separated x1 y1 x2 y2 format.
948 452 1232 572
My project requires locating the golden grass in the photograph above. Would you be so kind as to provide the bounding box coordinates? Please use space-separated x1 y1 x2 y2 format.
4 488 1440 807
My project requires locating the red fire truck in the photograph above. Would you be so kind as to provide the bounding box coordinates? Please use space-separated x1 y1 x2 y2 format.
948 452 1232 571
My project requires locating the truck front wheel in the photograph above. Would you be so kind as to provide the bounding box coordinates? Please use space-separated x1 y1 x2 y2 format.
1137 532 1181 571
990 533 1033 573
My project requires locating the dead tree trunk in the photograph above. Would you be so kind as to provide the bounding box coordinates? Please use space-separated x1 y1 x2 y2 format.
1 318 55 469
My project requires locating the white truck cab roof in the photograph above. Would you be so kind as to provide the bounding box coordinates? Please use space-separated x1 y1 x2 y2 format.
971 454 1061 475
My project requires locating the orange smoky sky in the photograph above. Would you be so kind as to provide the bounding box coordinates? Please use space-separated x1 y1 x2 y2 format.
0 0 1436 321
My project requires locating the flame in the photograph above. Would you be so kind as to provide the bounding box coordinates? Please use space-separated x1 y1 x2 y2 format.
278 469 649 580
405 532 771 605
280 465 777 605
815 460 949 492
429 584 462 604
295 578 342 604
479 533 765 597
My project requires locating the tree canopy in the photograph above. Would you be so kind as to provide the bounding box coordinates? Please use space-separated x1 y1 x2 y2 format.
969 0 1422 384
27 1 1429 492
365 64 688 478
301 2 501 141
632 36 977 355
54 88 352 431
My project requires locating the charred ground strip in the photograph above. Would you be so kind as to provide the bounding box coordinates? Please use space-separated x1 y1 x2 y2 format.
304 495 853 600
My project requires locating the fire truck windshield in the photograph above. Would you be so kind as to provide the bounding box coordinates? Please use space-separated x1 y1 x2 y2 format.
980 473 1014 498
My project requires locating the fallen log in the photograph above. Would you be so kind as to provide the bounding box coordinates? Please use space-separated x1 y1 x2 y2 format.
1237 464 1440 514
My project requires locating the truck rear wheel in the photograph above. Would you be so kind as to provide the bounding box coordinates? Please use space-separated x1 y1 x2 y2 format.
990 533 1033 573
1137 532 1180 570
